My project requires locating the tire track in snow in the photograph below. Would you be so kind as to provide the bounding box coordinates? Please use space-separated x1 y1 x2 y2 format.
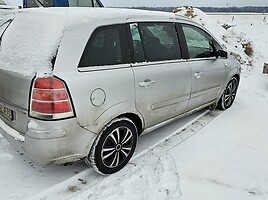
30 109 222 200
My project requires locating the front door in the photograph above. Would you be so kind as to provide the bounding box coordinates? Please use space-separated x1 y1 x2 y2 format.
188 59 227 111
181 24 227 111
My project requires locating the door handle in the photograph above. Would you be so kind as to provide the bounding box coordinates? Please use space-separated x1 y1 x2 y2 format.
194 72 203 79
139 79 155 88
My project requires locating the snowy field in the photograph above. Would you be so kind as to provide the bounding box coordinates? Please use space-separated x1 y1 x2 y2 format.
1 7 268 200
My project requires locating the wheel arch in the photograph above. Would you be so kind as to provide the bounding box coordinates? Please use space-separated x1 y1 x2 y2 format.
233 74 240 83
88 102 145 136
117 113 144 136
228 66 240 81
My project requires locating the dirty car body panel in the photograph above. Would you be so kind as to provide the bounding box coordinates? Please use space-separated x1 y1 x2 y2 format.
0 8 241 171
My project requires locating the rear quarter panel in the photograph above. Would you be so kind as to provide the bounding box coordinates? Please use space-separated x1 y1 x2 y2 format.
54 18 138 134
55 68 136 134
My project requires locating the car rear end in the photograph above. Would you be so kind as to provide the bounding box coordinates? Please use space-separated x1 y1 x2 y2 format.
0 8 96 164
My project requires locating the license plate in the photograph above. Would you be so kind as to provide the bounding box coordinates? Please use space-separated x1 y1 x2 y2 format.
0 103 14 121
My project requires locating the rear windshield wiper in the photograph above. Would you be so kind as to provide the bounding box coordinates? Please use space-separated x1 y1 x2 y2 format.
0 18 14 47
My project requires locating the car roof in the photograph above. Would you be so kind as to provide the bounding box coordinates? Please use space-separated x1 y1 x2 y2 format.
17 7 192 25
0 7 196 76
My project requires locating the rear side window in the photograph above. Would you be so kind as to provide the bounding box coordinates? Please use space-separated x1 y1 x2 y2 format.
79 24 128 67
132 22 181 62
182 24 215 59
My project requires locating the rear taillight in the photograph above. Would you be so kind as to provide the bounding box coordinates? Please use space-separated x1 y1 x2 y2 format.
30 77 74 120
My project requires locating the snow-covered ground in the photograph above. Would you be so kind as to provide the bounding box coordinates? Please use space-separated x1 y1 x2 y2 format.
1 6 268 200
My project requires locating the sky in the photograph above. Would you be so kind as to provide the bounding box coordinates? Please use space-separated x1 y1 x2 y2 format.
101 0 268 7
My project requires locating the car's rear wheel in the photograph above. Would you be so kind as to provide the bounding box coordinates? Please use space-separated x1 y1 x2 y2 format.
87 118 138 175
217 77 239 110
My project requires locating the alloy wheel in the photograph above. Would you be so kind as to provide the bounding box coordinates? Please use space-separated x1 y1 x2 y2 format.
101 126 134 168
224 79 238 108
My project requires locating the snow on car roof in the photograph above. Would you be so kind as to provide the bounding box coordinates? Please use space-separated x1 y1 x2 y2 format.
19 7 186 21
0 8 187 76
0 9 68 76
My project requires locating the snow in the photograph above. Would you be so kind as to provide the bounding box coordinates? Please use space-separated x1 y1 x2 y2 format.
2 0 21 6
0 5 16 25
0 118 24 142
73 155 181 200
1 6 268 200
0 9 67 76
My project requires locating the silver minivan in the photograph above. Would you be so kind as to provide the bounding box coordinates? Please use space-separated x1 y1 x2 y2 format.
0 8 241 174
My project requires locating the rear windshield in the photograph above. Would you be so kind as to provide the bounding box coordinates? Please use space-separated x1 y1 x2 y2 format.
0 11 67 76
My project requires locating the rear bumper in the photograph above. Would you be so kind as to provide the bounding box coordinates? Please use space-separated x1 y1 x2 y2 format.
0 118 96 165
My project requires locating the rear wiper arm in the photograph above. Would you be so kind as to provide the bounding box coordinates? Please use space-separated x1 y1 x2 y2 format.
0 19 14 47
0 18 13 28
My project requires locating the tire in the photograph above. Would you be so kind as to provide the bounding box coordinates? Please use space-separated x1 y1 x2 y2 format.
217 77 239 110
86 118 138 175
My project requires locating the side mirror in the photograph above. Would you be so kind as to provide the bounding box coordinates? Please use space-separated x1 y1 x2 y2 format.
216 49 228 58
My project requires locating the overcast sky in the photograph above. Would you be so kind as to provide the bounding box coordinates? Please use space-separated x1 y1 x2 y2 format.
102 0 268 7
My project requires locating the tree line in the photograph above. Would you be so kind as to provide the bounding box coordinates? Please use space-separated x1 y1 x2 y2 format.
127 6 268 13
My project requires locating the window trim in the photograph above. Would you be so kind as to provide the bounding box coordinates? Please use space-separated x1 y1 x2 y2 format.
127 23 147 64
175 23 189 59
78 24 131 70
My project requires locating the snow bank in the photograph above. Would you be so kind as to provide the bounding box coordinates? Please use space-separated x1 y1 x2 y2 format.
173 6 253 67
0 9 67 76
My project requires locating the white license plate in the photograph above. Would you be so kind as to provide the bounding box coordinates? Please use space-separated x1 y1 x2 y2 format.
0 103 14 121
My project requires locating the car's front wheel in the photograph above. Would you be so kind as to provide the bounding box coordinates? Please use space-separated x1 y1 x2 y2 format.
87 117 138 175
217 77 239 110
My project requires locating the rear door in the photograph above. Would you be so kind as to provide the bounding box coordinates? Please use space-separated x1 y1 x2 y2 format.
180 24 227 111
74 24 135 128
129 22 192 129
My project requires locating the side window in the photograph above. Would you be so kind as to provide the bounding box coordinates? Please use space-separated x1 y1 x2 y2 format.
138 23 181 62
182 24 215 59
79 25 128 67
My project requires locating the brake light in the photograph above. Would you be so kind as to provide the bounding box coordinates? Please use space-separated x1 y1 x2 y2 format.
30 77 74 120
